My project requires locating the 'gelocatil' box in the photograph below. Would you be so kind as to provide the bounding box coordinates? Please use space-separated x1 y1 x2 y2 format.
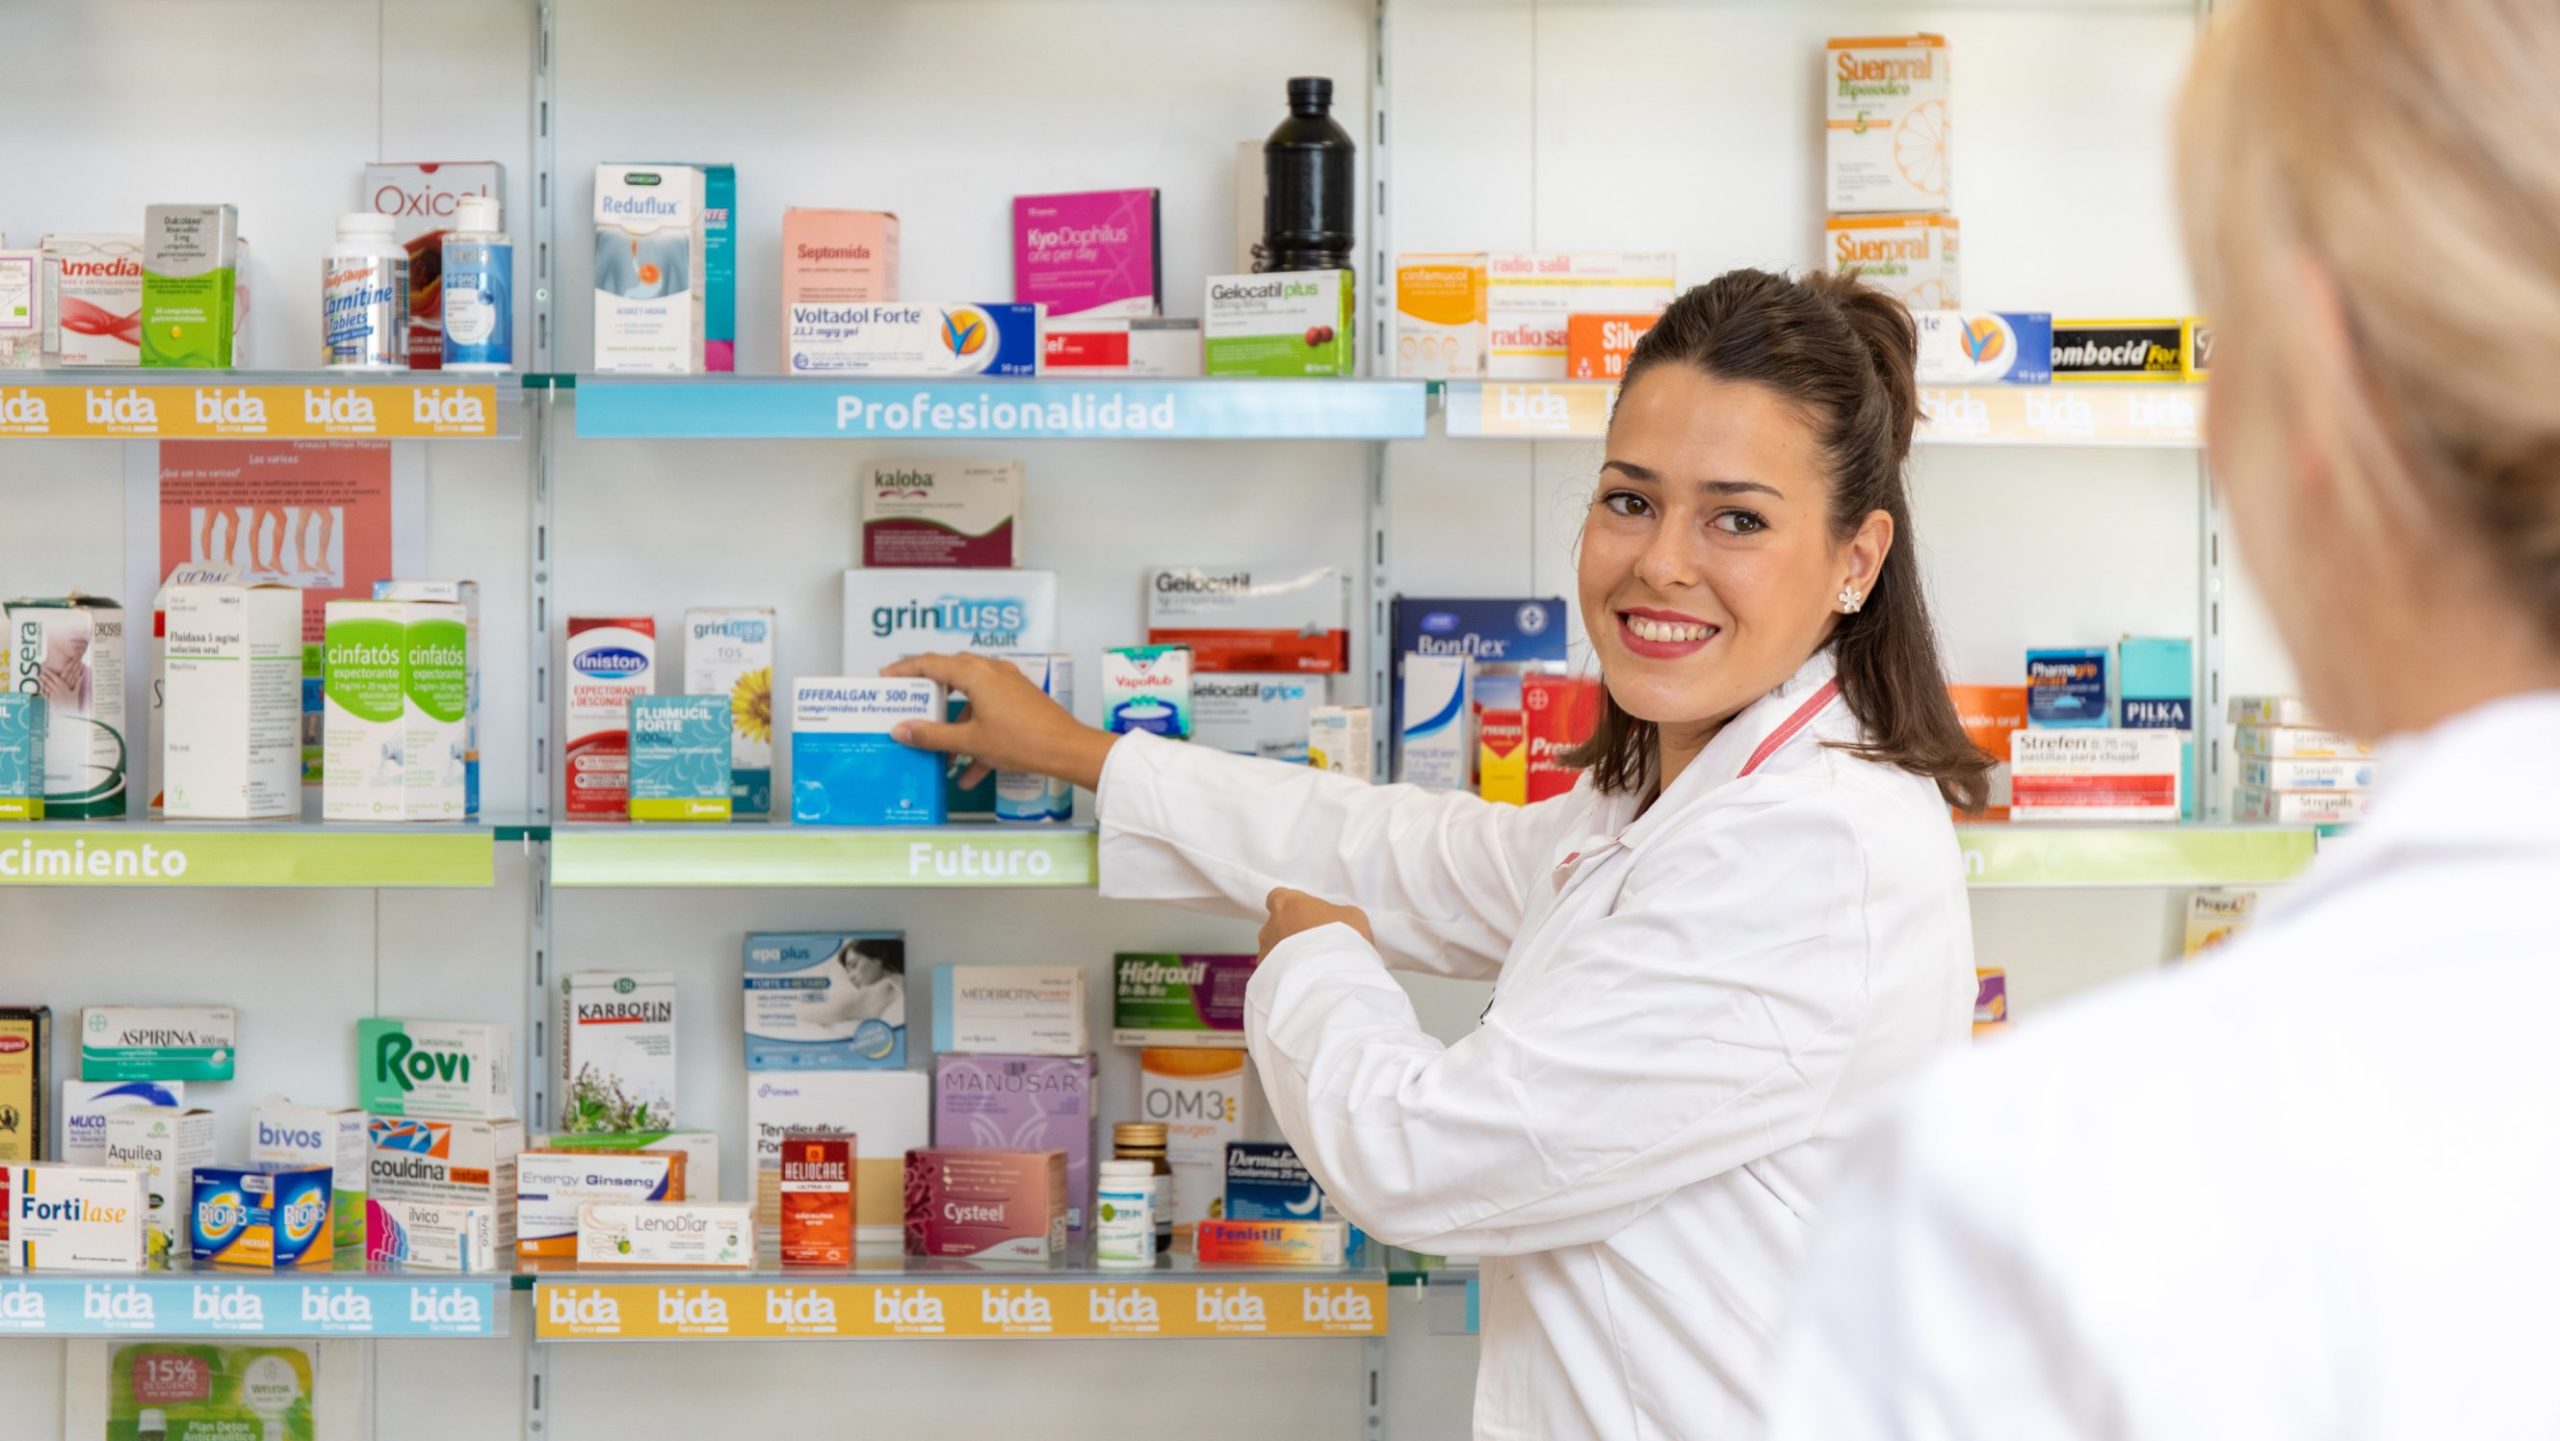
162 582 302 820
1204 271 1354 377
557 970 678 1134
11 1163 146 1270
1826 214 1959 310
564 616 656 822
251 1102 367 1248
321 599 468 822
1486 253 1678 379
80 1005 237 1082
359 1018 515 1120
367 1116 525 1252
861 461 1024 569
594 164 708 373
787 302 1042 377
1145 566 1349 674
1393 253 1487 380
1826 35 1951 213
626 695 731 821
1192 673 1320 763
682 606 775 817
789 677 946 826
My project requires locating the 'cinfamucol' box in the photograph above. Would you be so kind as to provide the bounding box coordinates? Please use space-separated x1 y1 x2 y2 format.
1393 253 1487 379
789 677 945 826
626 694 731 821
191 1163 334 1268
1114 954 1254 1049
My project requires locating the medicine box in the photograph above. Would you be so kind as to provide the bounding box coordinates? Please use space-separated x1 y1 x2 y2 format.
932 965 1087 1057
2009 730 2182 822
191 1163 334 1268
577 1200 756 1268
1950 683 2029 813
0 694 44 820
2053 319 2188 382
1826 35 1952 213
40 233 144 367
996 654 1076 822
1915 311 2053 385
366 1117 526 1252
0 249 41 369
594 163 708 373
373 580 482 816
789 677 946 826
564 615 656 822
699 162 737 371
1393 253 1487 379
1826 214 1959 310
782 207 901 337
1040 316 1202 375
358 1018 514 1120
1102 645 1193 738
1014 189 1161 322
363 161 506 369
2118 635 2196 819
139 203 240 368
1480 708 1528 805
903 1148 1068 1261
787 302 1042 377
1308 705 1373 780
557 970 678 1134
321 598 469 822
1145 565 1349 674
861 461 1023 569
12 1163 147 1270
1204 271 1355 377
1565 313 1657 381
1398 653 1471 790
1224 1143 1360 1257
59 1079 184 1166
779 1134 854 1267
80 1005 237 1082
1974 969 2009 1035
1193 673 1321 762
1390 596 1569 747
1524 675 1603 803
1194 1219 1349 1267
7 595 127 819
101 1106 215 1260
745 931 908 1071
681 606 774 817
841 568 1059 672
627 694 732 821
931 1053 1095 1233
2233 725 2373 760
0 1007 48 1165
1115 954 1254 1049
534 1130 720 1203
750 1070 926 1247
2026 648 2109 728
2229 695 2320 728
1486 253 1678 379
250 1102 367 1247
366 1196 497 1271
2239 756 2376 792
2235 785 2367 826
516 1148 686 1262
1140 1047 1249 1233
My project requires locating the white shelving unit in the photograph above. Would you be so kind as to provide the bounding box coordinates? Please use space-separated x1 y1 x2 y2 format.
0 1 2265 1438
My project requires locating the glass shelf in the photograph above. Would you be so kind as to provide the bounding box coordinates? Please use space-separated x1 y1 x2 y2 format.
0 804 533 887
1436 379 2206 447
564 374 1429 441
1955 822 2318 889
0 1257 508 1338
547 820 1095 889
0 369 523 440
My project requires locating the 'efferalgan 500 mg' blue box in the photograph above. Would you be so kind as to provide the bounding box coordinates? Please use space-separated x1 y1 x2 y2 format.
790 678 946 826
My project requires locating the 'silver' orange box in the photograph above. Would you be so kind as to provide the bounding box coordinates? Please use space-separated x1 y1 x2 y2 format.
1566 313 1657 380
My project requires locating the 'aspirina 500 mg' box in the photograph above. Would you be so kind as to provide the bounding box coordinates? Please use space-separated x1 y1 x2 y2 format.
1826 35 1951 213
80 1005 237 1082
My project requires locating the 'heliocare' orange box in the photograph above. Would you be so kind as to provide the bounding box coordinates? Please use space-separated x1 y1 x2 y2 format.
1566 314 1657 380
779 1134 853 1268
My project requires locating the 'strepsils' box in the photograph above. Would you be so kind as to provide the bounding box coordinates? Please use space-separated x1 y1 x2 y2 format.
594 163 707 373
1014 189 1161 323
788 678 945 826
626 694 732 821
362 162 506 369
682 606 775 817
1204 271 1355 377
162 582 303 820
320 598 468 822
744 931 908 1071
7 594 128 818
557 970 678 1134
1826 35 1951 213
564 616 656 822
860 461 1023 569
1114 954 1254 1049
358 1019 514 1120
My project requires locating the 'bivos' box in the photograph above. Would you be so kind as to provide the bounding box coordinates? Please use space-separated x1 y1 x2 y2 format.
251 1101 367 1248
102 1106 215 1259
59 1079 184 1166
162 583 302 820
750 1070 927 1248
363 162 506 369
564 616 656 822
191 1163 334 1268
682 606 774 817
11 1163 146 1270
1204 271 1354 377
556 970 678 1134
1144 566 1349 673
861 461 1023 569
1114 954 1254 1049
932 1053 1095 1233
1102 645 1192 738
787 302 1042 376
789 678 945 826
627 695 731 821
80 1005 237 1082
367 1116 526 1252
373 580 482 816
7 595 127 818
1826 214 1959 310
745 931 908 1071
1826 35 1952 213
321 599 468 821
367 1196 497 1271
594 164 708 373
358 1019 515 1120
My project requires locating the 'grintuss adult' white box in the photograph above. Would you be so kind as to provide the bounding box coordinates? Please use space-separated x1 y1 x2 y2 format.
840 569 1058 673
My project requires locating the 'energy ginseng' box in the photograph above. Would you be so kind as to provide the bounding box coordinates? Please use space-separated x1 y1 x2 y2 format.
516 1148 686 1261
683 606 775 817
564 616 656 822
359 1019 515 1120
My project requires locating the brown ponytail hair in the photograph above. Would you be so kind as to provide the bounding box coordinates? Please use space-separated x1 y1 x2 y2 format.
1566 268 1991 811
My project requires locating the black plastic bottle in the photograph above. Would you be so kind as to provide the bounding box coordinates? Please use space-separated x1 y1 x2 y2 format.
1259 76 1357 275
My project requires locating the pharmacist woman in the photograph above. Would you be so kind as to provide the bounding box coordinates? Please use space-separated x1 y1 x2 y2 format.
889 269 1987 1441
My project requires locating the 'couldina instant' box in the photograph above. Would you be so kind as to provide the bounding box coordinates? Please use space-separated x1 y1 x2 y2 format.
368 1116 525 1252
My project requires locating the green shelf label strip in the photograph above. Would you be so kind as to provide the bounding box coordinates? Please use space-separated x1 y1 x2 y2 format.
550 827 1098 888
1957 826 2318 888
0 829 494 887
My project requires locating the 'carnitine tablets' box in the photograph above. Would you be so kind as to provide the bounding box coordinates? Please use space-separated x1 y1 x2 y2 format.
860 461 1023 568
321 598 468 822
358 1019 515 1120
789 678 946 826
564 616 656 822
594 163 708 373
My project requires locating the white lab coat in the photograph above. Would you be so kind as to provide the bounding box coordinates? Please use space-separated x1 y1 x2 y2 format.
1762 692 2560 1441
1099 651 1975 1440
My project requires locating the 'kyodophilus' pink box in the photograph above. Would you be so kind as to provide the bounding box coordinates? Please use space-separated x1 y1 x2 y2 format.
902 1148 1067 1262
1012 190 1160 323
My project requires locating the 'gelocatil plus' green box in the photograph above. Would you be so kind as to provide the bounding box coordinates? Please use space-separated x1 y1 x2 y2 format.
1204 270 1355 377
627 694 732 821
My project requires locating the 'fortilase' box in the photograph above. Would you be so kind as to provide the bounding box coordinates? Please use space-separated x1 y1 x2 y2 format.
1194 1218 1349 1267
787 302 1041 376
11 1163 146 1269
80 1005 237 1082
1114 954 1254 1049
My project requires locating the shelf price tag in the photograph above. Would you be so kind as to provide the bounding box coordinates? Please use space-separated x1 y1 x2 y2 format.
533 1279 1389 1340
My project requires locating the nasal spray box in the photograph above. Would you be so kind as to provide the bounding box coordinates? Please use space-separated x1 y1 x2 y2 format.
8 594 128 818
861 461 1024 568
191 1163 334 1268
12 1163 146 1270
251 1102 367 1248
358 1019 514 1120
997 654 1075 821
1826 35 1952 213
745 931 908 1071
627 694 731 821
564 616 656 822
1205 271 1354 377
789 678 946 825
102 1106 215 1259
1826 214 1960 309
59 1080 184 1166
750 1070 927 1248
786 302 1042 376
1398 653 1470 790
80 1005 237 1081
683 606 774 817
0 1007 49 1165
366 1117 526 1252
162 583 302 820
139 204 239 367
0 695 43 821
1102 645 1192 738
40 233 144 366
375 580 481 816
594 164 707 373
557 971 678 1134
363 162 506 369
321 598 468 822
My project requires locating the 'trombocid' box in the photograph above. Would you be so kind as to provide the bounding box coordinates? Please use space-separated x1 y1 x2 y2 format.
862 461 1024 569
1102 645 1192 738
932 1053 1096 1233
2009 730 2182 822
516 1149 686 1261
366 1117 526 1252
1308 704 1373 780
565 616 656 822
750 1070 927 1246
558 970 678 1133
682 606 774 817
903 1148 1068 1261
594 163 708 373
577 1200 756 1267
11 1163 146 1270
1205 271 1354 377
1193 673 1321 762
363 162 506 369
783 207 901 328
1827 35 1951 213
1394 253 1487 379
367 1196 497 1271
2234 724 2374 760
787 302 1042 376
40 234 144 366
1398 653 1471 790
1826 214 1959 310
139 203 240 368
1115 954 1255 1049
321 599 469 822
374 580 482 816
1140 1048 1248 1233
1915 311 2052 384
2240 756 2376 792
80 1006 237 1082
2054 319 2188 382
746 931 908 1071
251 1102 367 1247
933 966 1087 1057
2235 785 2368 826
1145 565 1349 673
1486 253 1679 379
1014 189 1161 322
840 568 1059 672
0 695 45 820
59 1079 184 1166
102 1106 215 1259
535 1130 720 1203
359 1019 515 1120
627 695 731 821
1194 1218 1350 1267
162 582 302 820
191 1163 334 1268
789 677 946 826
7 594 128 818
996 654 1075 822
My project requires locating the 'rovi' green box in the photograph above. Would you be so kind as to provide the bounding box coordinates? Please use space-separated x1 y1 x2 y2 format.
357 1018 515 1119
1204 270 1355 377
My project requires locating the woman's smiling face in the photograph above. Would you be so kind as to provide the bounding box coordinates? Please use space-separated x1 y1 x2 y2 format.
1579 365 1883 756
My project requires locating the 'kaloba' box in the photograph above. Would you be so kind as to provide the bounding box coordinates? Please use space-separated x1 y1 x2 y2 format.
903 1148 1068 1261
861 461 1023 569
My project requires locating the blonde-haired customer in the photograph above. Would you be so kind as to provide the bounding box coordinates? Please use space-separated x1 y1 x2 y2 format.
1760 1 2560 1435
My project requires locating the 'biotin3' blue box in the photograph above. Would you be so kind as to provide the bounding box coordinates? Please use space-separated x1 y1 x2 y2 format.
192 1163 334 1268
790 677 947 826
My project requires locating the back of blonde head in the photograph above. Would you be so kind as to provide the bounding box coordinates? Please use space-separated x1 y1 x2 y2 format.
2179 0 2560 639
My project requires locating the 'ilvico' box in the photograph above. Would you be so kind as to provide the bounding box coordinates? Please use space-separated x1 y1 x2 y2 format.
932 965 1087 1057
1204 271 1354 377
902 1148 1068 1261
932 1053 1096 1233
789 678 946 826
861 460 1023 568
358 1018 515 1120
1114 954 1254 1049
367 1196 498 1271
1013 189 1161 323
786 302 1041 376
80 1005 238 1081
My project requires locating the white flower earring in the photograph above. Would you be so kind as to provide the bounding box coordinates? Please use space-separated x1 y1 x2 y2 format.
1838 584 1863 615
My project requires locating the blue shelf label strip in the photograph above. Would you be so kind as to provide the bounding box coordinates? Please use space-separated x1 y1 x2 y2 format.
576 380 1428 440
0 1277 503 1337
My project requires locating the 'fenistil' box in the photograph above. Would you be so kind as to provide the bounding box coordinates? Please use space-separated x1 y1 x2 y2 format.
1115 955 1254 1049
80 1006 237 1082
1103 645 1192 738
1826 215 1959 310
139 204 240 368
787 303 1042 376
932 966 1087 1057
789 677 946 826
366 1196 496 1271
11 1163 146 1270
367 1116 526 1253
779 1134 854 1266
8 595 127 818
932 1053 1095 1233
1826 35 1952 213
163 582 302 820
0 695 45 820
564 616 656 822
1204 271 1354 377
1486 253 1678 379
40 234 144 366
577 1200 755 1268
102 1106 215 1259
2009 730 2182 822
557 970 678 1133
359 1019 515 1120
627 695 731 821
594 164 708 373
251 1102 367 1248
683 606 774 817
862 461 1023 568
58 1079 183 1166
374 580 482 816
1014 189 1161 322
321 599 468 822
1193 673 1320 762
363 162 506 369
902 1148 1068 1261
1145 565 1349 673
750 1070 926 1247
746 931 908 1071
1394 253 1487 379
1194 1219 1349 1267
0 1007 48 1165
783 208 901 335
192 1163 334 1268
1916 311 2052 385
